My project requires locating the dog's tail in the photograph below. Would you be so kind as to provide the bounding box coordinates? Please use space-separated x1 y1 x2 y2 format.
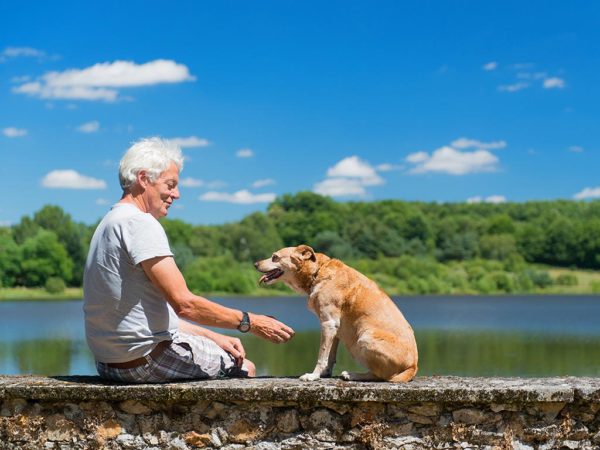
388 366 418 383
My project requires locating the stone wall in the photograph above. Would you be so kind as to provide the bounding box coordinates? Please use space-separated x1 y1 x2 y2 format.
1 375 600 449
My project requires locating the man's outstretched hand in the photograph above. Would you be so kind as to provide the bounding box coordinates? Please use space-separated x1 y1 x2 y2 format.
249 313 295 343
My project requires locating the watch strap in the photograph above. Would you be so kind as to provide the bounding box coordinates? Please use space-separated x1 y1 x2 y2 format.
237 311 251 332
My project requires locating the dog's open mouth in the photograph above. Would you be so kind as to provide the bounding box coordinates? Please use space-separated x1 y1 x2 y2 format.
259 269 284 284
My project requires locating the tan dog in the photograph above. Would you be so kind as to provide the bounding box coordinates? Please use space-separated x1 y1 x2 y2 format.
255 245 418 382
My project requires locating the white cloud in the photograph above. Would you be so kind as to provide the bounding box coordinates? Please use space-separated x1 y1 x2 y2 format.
326 156 383 186
2 127 27 137
569 146 583 153
543 77 565 89
14 82 120 101
468 195 507 204
236 148 254 158
200 190 275 204
96 198 110 205
252 178 276 188
314 178 367 197
41 170 107 189
483 61 498 71
13 59 195 102
11 75 31 83
313 155 384 198
77 120 100 133
180 177 204 187
574 187 600 200
486 195 507 204
168 136 210 148
408 146 499 175
376 163 403 172
406 152 429 164
1 47 45 62
451 137 507 150
206 180 227 189
498 82 529 92
516 72 547 80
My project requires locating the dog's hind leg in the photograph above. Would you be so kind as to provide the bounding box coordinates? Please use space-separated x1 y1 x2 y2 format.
340 370 379 382
388 366 417 383
321 337 339 378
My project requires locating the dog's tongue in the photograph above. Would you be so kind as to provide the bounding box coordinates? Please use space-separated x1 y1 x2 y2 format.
259 274 268 284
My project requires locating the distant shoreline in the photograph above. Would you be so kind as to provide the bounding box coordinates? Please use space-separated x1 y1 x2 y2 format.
2 285 600 302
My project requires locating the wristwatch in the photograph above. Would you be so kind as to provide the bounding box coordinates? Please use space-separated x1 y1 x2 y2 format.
237 311 251 333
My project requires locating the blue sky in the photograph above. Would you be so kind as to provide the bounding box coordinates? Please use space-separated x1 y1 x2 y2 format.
1 1 599 225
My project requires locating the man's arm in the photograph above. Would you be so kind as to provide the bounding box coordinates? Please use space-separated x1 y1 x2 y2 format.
140 255 294 343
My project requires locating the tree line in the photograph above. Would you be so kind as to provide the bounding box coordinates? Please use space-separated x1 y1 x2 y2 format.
1 193 599 294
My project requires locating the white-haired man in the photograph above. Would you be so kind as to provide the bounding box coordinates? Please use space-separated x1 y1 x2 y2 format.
84 137 294 383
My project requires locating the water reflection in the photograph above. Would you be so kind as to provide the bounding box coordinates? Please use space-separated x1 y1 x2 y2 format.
1 297 599 377
241 330 600 378
1 330 599 378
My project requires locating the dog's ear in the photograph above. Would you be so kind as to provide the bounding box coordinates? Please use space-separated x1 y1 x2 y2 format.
296 245 316 262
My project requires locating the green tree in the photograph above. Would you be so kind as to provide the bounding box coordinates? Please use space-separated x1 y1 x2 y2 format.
161 218 194 248
542 217 582 267
188 225 227 257
33 205 87 285
184 255 257 294
0 229 21 287
486 214 516 235
437 231 479 261
269 192 341 246
479 234 519 261
172 243 194 271
311 231 355 259
20 230 73 287
225 213 284 262
12 216 41 244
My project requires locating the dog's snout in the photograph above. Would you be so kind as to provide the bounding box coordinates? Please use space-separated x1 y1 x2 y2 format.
254 261 260 269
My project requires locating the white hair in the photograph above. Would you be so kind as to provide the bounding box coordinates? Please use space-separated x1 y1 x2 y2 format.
119 137 184 191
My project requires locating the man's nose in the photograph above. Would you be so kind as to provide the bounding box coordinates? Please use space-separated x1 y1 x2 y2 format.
172 187 180 199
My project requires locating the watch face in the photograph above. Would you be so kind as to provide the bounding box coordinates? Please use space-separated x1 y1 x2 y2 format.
238 312 251 332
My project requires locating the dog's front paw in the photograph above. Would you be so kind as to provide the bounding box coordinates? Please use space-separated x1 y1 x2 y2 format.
340 371 351 381
299 372 320 381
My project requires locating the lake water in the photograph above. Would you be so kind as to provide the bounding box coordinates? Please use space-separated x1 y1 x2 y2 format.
1 295 599 377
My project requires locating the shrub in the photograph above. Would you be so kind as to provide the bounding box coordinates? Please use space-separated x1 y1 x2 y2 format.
522 269 554 289
555 273 578 286
591 281 600 293
490 272 515 293
184 255 258 294
473 275 497 294
45 277 66 294
515 272 535 291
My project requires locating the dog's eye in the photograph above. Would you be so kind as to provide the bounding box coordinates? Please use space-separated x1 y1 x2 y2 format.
271 255 279 262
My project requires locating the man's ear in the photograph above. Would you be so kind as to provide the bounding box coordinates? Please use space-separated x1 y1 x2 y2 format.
296 245 316 262
137 170 150 189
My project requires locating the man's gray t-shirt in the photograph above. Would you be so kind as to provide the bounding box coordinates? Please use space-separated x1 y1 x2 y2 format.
83 203 178 363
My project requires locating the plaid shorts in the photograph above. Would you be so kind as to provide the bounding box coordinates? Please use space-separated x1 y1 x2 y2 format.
96 332 249 383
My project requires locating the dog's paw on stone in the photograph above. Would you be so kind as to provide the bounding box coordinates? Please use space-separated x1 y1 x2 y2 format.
340 371 351 381
299 373 320 381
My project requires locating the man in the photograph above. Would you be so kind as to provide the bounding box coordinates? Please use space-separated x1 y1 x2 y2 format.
83 137 294 383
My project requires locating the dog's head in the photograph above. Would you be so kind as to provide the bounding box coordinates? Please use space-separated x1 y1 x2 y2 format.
254 245 318 293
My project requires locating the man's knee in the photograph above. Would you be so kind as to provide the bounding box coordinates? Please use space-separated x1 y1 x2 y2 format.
245 359 256 377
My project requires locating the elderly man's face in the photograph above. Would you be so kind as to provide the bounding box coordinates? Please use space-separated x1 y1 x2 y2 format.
145 161 180 219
